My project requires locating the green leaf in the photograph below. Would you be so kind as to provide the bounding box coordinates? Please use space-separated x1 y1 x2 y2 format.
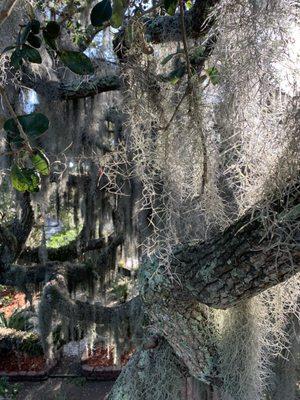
10 45 42 68
164 0 177 15
30 149 50 176
0 312 8 328
59 51 94 75
4 113 49 144
186 0 193 10
23 168 41 192
161 53 175 66
22 44 42 64
6 131 24 148
91 0 112 27
206 66 220 85
43 30 57 50
10 48 23 69
27 32 42 49
111 0 124 28
190 46 205 64
167 65 186 84
10 165 40 192
30 19 41 34
44 21 60 39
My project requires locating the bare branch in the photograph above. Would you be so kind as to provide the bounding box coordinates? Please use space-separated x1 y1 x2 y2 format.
0 0 19 26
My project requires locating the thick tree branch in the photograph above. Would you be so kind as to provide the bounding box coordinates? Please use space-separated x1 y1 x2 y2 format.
107 339 187 400
145 0 218 43
21 73 121 101
11 192 34 254
59 74 121 100
39 275 142 356
19 234 123 263
43 278 142 325
1 261 93 289
113 0 218 62
170 184 300 309
1 234 123 291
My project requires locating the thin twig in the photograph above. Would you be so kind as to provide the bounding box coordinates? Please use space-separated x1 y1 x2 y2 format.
179 0 192 83
0 86 33 152
159 86 189 131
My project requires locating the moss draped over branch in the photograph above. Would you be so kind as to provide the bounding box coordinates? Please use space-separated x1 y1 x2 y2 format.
19 234 123 263
42 277 142 325
38 275 143 356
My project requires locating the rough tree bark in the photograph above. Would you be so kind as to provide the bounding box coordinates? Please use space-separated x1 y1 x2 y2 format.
108 181 299 396
0 2 298 398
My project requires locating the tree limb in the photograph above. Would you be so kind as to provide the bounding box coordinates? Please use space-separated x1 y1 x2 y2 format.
170 184 300 309
19 234 123 263
21 74 121 101
0 0 18 26
60 74 122 100
43 278 142 325
1 261 92 288
39 275 142 356
113 0 218 62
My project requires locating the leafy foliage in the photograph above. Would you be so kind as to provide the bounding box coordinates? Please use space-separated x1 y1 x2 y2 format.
19 333 44 356
0 377 20 400
111 0 124 28
44 21 60 39
161 53 175 66
27 32 42 49
42 21 60 51
167 64 186 84
47 228 79 248
59 51 95 75
164 0 178 15
30 149 50 176
9 20 43 68
206 66 220 85
10 165 41 192
43 29 57 50
0 309 34 332
90 0 113 27
30 19 40 35
4 112 49 146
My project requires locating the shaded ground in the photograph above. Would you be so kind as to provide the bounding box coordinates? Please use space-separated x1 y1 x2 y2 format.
15 378 114 400
0 292 117 399
13 356 115 400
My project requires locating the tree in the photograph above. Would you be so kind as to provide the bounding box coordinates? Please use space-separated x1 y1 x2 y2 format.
0 0 299 399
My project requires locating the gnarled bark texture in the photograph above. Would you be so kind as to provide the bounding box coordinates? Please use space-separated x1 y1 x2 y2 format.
108 182 299 398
